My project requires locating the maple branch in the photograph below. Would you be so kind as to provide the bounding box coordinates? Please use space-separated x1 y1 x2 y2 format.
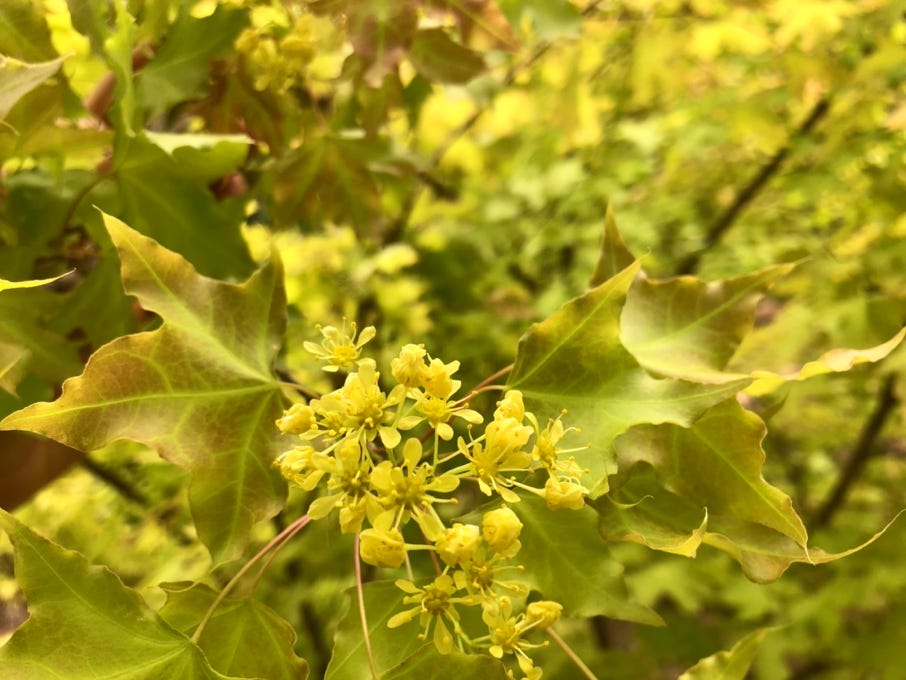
675 95 831 275
810 373 899 530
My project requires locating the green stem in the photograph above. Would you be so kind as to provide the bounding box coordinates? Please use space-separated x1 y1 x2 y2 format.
354 533 380 680
191 514 311 644
547 627 599 680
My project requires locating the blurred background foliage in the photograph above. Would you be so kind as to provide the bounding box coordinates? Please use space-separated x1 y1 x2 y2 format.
0 0 904 677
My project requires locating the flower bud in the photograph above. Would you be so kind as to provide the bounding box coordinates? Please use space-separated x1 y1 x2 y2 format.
482 506 523 555
435 523 481 566
391 343 427 387
543 477 586 510
525 600 563 629
276 403 315 434
359 527 406 568
494 390 525 422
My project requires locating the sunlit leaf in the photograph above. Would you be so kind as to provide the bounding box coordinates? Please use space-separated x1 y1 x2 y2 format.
159 581 309 680
0 510 239 679
508 261 750 495
0 54 64 119
746 327 906 396
589 204 636 287
144 131 253 182
615 399 808 551
621 264 795 383
0 271 72 292
678 627 776 680
702 511 904 583
0 214 287 562
512 495 664 625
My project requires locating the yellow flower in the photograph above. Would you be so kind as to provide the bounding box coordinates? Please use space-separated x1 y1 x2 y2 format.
482 597 548 679
435 523 481 566
388 574 479 654
526 411 588 479
455 436 530 503
421 356 461 399
276 402 316 435
482 507 523 556
306 438 382 531
391 343 427 388
494 390 526 422
524 601 562 630
274 445 325 491
369 438 458 539
339 359 405 447
359 526 406 568
410 394 483 441
303 319 376 372
485 417 532 456
542 477 586 511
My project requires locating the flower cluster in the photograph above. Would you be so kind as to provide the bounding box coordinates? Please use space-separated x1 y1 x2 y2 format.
274 323 589 679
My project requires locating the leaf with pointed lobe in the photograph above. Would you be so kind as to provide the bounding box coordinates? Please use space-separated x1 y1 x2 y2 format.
0 510 240 680
0 214 288 562
508 261 749 496
620 263 796 383
159 582 309 680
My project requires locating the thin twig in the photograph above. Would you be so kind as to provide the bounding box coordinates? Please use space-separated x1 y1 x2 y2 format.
354 533 379 680
191 514 311 643
675 96 831 275
810 373 899 530
547 627 600 680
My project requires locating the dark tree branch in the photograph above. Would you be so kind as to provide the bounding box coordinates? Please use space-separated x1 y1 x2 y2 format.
79 456 150 507
810 373 899 531
675 96 832 275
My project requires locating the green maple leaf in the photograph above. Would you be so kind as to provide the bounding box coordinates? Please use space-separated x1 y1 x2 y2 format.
0 510 242 680
159 582 309 679
0 213 288 562
507 261 749 496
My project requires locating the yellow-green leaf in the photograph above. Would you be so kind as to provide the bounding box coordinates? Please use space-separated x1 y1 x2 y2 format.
621 263 795 383
159 582 309 680
0 54 63 119
0 510 239 680
679 627 776 680
0 214 287 562
615 399 810 571
746 327 906 396
508 261 750 495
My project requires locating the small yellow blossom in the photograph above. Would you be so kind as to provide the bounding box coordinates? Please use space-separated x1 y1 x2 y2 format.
421 357 461 399
435 523 481 566
482 598 548 679
391 343 427 388
359 526 406 568
388 574 479 653
304 319 376 372
542 477 586 511
276 402 316 435
494 390 526 422
370 438 458 539
482 507 523 556
524 601 562 630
